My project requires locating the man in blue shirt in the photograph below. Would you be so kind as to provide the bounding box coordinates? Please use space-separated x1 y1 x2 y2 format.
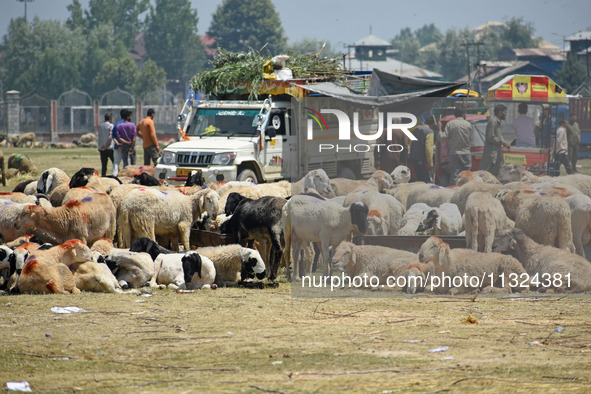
111 109 126 176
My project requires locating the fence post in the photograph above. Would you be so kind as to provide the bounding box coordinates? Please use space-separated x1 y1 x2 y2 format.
94 100 100 134
51 100 58 143
6 90 20 136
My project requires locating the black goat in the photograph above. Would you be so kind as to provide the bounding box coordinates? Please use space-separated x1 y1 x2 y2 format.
132 172 161 186
221 194 287 281
129 237 174 261
184 171 205 187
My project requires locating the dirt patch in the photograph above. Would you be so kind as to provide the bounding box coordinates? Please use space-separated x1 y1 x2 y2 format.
1 286 590 392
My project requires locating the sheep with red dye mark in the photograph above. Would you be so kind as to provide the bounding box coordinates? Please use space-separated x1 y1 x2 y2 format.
366 209 388 235
118 187 219 250
17 239 93 294
14 193 116 246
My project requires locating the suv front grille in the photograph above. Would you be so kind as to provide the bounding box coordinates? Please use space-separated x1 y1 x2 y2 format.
176 152 214 167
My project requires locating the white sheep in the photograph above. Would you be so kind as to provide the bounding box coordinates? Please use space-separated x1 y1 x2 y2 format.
397 203 430 236
217 181 291 214
283 195 369 279
195 244 266 286
508 193 575 252
456 170 500 186
291 169 334 197
464 192 514 252
344 189 405 235
36 167 70 195
384 182 424 207
493 228 591 292
0 200 44 242
330 170 393 196
418 236 527 294
405 184 455 210
390 165 411 184
69 260 129 293
118 187 219 250
366 209 388 235
565 194 591 258
105 250 155 289
331 241 417 292
416 203 463 235
149 251 215 290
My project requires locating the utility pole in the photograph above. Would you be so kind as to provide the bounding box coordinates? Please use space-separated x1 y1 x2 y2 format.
17 0 35 23
461 40 484 94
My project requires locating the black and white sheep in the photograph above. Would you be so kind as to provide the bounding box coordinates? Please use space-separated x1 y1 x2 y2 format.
195 244 266 286
149 251 215 290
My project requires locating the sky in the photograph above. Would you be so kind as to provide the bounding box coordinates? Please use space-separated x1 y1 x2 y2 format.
2 0 590 51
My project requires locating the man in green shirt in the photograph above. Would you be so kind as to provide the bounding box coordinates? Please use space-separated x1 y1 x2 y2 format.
438 107 472 185
479 104 511 176
567 113 581 173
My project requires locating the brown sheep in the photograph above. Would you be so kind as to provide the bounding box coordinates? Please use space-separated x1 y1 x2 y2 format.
15 193 116 246
17 239 92 294
15 132 36 148
7 153 37 175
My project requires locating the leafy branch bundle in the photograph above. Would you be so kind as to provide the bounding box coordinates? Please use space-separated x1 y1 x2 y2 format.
191 48 346 100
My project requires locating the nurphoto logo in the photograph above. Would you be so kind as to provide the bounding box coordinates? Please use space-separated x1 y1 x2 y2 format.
305 108 418 153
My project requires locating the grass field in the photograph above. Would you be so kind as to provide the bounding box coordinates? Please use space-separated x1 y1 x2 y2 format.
1 147 591 392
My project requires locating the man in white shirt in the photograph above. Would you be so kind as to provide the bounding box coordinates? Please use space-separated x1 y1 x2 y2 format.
512 102 535 147
556 119 574 174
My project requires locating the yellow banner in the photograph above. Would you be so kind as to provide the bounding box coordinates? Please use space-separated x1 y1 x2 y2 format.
503 153 528 164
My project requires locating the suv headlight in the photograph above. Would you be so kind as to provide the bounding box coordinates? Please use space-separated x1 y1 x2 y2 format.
212 152 236 165
161 151 176 164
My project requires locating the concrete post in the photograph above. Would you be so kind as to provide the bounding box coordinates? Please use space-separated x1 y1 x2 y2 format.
6 90 20 136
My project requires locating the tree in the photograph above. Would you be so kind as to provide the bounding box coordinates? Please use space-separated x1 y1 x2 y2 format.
288 38 341 58
93 54 139 94
0 17 85 98
77 0 149 48
502 17 539 49
555 54 588 93
437 28 475 82
65 0 84 31
207 0 287 54
144 0 207 89
133 59 167 99
415 23 443 47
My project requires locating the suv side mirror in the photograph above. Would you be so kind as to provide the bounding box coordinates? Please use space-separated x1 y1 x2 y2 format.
265 126 277 139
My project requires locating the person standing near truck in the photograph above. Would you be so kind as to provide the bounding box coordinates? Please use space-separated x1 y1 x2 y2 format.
567 113 581 172
479 104 511 176
556 119 574 174
438 107 472 185
113 109 137 172
408 115 436 182
137 108 160 166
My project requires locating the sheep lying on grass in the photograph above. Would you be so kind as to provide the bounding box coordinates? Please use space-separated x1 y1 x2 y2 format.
418 236 527 294
493 228 591 292
416 203 463 235
149 251 215 290
195 244 266 286
17 239 92 294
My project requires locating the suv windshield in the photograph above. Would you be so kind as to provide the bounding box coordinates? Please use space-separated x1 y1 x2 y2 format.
187 108 260 137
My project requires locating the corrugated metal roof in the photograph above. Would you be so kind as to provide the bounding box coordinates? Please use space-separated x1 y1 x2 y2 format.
344 56 442 79
566 30 591 41
512 48 565 61
353 34 392 47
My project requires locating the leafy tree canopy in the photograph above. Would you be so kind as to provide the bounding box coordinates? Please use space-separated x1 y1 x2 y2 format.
207 0 287 54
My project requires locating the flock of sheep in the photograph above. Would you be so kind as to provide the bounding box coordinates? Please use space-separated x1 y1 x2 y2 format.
1 161 591 295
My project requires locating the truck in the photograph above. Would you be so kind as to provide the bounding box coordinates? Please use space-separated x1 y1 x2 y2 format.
155 80 376 185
